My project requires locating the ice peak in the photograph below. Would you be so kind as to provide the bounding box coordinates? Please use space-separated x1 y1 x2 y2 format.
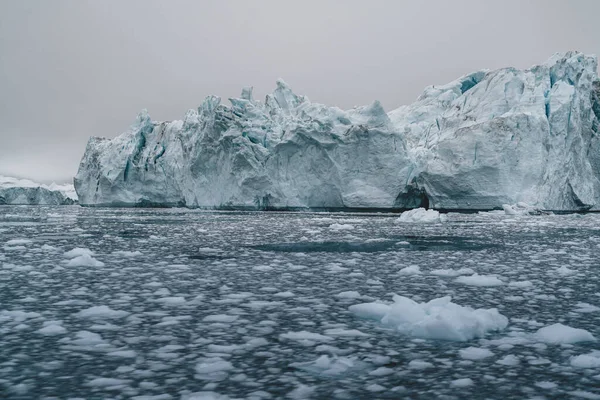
241 86 254 102
272 79 304 111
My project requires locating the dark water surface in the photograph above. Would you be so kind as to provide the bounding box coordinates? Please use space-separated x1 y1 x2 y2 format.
1 206 600 399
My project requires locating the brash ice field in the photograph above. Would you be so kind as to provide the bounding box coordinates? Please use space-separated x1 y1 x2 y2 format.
1 206 600 399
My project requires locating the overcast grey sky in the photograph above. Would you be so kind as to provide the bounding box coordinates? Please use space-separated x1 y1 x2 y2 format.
1 0 599 182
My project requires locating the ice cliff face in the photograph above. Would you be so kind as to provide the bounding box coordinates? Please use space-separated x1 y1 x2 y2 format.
75 52 600 211
0 176 77 205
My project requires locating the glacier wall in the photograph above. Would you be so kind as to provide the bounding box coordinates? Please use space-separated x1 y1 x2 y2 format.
75 52 600 211
0 176 76 205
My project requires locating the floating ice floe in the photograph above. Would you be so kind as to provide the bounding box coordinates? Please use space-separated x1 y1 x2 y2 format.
397 208 446 224
502 203 546 216
534 323 596 344
349 295 508 341
570 351 600 368
291 355 367 376
75 305 130 319
459 347 494 360
66 254 105 267
64 247 94 258
455 274 504 287
398 265 421 275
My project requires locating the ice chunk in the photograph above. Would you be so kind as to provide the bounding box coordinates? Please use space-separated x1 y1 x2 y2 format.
36 323 67 336
430 268 475 277
76 305 130 319
534 323 596 344
398 265 421 275
335 291 361 299
66 254 105 267
349 295 508 341
329 223 354 231
455 274 504 287
458 347 494 360
496 354 520 366
397 208 446 223
450 378 474 388
64 247 94 258
279 331 333 342
291 355 366 376
571 351 600 368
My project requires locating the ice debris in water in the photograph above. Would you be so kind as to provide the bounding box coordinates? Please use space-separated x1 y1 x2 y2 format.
454 274 504 287
291 355 367 376
534 323 596 344
349 295 508 341
397 208 446 224
570 351 600 368
502 202 546 215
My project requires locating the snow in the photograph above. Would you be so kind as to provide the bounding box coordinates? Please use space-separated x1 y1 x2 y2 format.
455 274 504 287
534 323 596 344
397 208 445 223
349 295 508 341
75 52 600 212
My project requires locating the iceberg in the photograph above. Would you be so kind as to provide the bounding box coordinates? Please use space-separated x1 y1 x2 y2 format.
0 176 77 205
75 52 600 211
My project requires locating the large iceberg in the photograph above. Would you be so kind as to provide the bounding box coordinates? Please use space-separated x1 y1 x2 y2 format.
0 176 77 205
75 52 600 211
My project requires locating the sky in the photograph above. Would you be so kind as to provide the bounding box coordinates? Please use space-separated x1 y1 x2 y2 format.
1 0 599 183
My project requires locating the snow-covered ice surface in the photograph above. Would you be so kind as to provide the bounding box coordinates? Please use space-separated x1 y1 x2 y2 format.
1 206 600 399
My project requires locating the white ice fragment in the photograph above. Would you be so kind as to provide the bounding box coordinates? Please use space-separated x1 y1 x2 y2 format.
408 360 433 369
571 352 600 368
85 377 130 388
279 331 333 342
202 315 238 323
76 305 130 319
155 296 186 306
450 378 474 388
64 247 94 258
6 239 33 246
398 265 421 275
111 250 143 257
291 355 366 376
496 354 520 366
555 265 577 276
36 324 67 336
430 268 474 277
335 291 361 299
397 208 446 223
66 254 105 267
350 295 508 341
323 328 369 337
458 347 494 360
508 280 533 288
455 274 504 287
535 323 596 344
329 223 354 231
